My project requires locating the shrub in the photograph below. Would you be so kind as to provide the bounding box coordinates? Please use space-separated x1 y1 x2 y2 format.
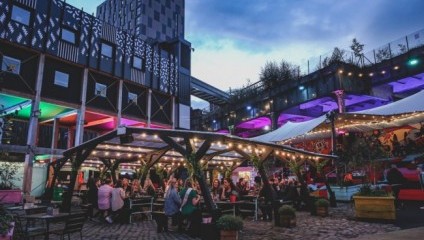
315 198 330 208
216 215 243 231
278 205 296 217
355 184 390 197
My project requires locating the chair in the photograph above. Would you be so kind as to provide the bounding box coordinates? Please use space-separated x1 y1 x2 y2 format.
238 197 259 220
13 214 47 240
129 197 154 223
50 212 88 240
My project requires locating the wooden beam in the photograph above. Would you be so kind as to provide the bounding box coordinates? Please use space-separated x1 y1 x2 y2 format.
159 135 187 156
194 139 211 162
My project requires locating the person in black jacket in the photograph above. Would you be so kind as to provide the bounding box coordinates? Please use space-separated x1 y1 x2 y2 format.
387 164 406 207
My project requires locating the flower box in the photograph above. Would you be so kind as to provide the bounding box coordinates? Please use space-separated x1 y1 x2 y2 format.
353 196 395 220
0 190 22 204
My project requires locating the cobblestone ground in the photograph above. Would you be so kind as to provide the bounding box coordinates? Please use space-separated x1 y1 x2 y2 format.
42 203 401 239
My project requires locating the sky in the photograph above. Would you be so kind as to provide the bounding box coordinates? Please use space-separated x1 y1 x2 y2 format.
68 0 424 94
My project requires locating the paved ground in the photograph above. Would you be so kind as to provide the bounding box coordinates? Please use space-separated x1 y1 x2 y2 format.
27 202 424 239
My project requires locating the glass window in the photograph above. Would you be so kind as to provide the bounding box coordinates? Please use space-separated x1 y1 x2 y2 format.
128 92 137 104
101 42 113 58
95 83 107 97
11 5 31 26
1 56 21 74
133 56 142 70
61 28 76 44
54 71 69 88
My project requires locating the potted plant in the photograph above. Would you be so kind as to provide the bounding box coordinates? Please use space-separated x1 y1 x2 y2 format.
277 205 296 228
0 162 22 204
216 215 243 240
353 184 395 220
315 198 329 217
0 205 14 240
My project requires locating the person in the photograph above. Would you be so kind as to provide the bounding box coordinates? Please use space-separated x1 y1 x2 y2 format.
237 178 249 197
98 178 114 223
87 176 100 219
121 178 131 197
210 179 221 202
417 165 424 210
386 164 406 208
111 180 126 223
131 179 142 197
258 180 277 221
143 178 156 197
179 180 201 237
164 178 181 231
220 178 238 200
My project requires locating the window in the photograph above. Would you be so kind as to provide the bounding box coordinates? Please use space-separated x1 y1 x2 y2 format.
61 28 76 44
11 5 31 26
154 11 160 21
1 56 21 74
133 56 142 69
54 71 69 88
128 92 137 104
101 42 113 58
95 83 107 97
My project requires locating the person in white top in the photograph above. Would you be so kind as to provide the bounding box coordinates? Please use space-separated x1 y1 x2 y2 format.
111 180 126 223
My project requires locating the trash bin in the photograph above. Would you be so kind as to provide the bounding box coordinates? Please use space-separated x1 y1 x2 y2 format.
53 186 63 201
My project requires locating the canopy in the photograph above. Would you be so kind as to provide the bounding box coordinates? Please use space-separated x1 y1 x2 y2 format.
253 90 424 143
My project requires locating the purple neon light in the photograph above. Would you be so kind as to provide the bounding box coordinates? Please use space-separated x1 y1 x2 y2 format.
388 73 424 93
236 116 271 129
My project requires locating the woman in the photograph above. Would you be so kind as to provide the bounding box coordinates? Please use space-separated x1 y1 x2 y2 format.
164 178 181 231
143 178 156 197
179 180 201 237
131 179 142 197
111 180 126 223
220 178 238 200
210 179 221 201
98 178 114 223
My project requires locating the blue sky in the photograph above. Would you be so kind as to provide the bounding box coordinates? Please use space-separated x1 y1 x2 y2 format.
68 0 424 92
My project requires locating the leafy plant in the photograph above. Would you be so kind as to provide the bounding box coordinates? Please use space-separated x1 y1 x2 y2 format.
315 198 330 208
216 215 243 231
355 184 391 197
278 205 296 217
0 204 14 236
0 161 21 190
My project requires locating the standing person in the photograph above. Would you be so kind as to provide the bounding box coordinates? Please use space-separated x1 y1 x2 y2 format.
164 178 181 231
143 178 157 197
98 179 114 223
179 180 201 237
111 180 126 223
87 176 100 219
387 164 406 208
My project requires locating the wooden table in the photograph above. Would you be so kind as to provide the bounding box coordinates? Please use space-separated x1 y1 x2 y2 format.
215 201 244 216
22 212 74 240
7 205 47 215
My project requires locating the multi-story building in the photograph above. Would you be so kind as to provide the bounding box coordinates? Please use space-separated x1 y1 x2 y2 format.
0 0 191 194
96 0 185 42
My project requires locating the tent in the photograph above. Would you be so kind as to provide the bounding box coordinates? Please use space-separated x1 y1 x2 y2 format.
253 90 424 143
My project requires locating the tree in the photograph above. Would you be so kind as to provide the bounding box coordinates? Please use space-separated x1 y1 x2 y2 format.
322 47 346 67
350 38 365 66
260 61 280 89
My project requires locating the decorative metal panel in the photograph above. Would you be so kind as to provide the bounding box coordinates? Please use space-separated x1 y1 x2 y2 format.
80 12 92 58
16 0 37 9
159 57 169 92
116 29 125 62
58 41 79 62
0 2 9 39
5 21 31 46
63 4 81 31
145 44 153 72
102 23 116 43
31 12 47 50
134 38 146 59
153 50 159 77
90 18 102 58
131 68 144 85
124 34 133 64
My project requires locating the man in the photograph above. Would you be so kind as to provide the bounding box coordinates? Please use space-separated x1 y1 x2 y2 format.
386 164 405 208
98 179 114 223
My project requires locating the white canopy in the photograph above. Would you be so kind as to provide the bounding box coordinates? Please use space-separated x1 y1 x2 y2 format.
253 90 424 143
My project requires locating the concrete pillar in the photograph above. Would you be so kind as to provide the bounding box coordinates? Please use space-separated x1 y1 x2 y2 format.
23 54 45 194
333 89 345 113
75 68 88 146
116 80 123 127
49 118 59 163
147 89 152 128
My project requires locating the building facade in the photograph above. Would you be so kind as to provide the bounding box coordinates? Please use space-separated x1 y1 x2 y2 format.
0 0 191 194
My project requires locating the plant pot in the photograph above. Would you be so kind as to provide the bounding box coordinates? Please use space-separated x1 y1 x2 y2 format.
279 215 296 228
0 222 15 240
0 190 22 204
316 206 328 217
220 230 239 240
353 196 395 220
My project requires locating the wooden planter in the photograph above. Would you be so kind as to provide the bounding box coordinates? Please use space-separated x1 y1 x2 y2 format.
0 190 22 204
0 222 15 240
316 206 328 217
353 196 396 220
220 230 239 240
279 215 296 228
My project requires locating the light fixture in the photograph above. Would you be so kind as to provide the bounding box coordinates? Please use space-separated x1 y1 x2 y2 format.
246 106 252 110
408 58 419 66
298 85 305 90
